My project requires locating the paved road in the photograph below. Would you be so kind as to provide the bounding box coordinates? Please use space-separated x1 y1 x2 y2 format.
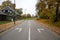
0 20 60 40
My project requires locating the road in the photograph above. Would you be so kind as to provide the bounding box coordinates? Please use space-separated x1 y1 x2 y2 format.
0 20 60 40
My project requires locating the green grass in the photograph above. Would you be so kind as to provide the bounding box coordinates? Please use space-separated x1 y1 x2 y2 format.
21 18 34 20
0 21 11 24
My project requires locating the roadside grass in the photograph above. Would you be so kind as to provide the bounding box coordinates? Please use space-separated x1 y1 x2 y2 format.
0 21 11 24
0 21 13 33
44 19 60 28
37 19 60 27
53 21 60 28
36 19 60 35
0 20 22 34
22 18 34 20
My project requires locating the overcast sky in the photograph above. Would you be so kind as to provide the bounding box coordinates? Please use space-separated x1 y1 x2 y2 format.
0 0 37 15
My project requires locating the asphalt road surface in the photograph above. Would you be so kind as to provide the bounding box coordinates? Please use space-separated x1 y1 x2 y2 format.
0 20 60 40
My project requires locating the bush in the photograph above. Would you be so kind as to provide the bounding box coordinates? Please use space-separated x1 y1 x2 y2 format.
36 18 40 20
50 14 56 22
40 12 49 19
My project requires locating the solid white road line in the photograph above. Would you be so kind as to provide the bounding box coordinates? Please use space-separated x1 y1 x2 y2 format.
37 28 44 33
28 21 31 40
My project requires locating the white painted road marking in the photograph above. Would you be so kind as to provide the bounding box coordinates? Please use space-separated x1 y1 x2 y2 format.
15 28 22 32
28 21 31 40
15 28 19 30
37 29 44 33
18 28 22 32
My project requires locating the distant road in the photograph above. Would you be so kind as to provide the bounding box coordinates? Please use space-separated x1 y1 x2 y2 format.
0 20 60 40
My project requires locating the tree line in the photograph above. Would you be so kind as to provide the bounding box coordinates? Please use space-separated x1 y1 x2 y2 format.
36 0 60 22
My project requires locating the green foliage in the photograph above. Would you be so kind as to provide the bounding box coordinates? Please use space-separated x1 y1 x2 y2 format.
22 14 31 18
0 0 15 10
35 16 40 20
49 13 56 22
16 8 23 15
40 13 49 19
36 0 60 22
0 21 11 24
27 14 31 18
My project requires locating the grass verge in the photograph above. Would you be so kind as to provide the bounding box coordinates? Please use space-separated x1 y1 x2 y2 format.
36 19 60 35
0 20 23 34
0 21 11 24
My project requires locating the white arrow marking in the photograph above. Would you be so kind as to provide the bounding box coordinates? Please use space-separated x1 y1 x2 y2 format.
37 28 44 33
15 28 19 30
15 28 22 32
18 28 22 32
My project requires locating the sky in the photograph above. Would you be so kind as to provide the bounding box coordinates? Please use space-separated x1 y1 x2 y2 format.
0 0 38 15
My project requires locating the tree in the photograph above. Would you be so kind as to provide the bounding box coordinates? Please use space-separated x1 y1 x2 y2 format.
16 8 23 16
47 0 56 9
55 0 60 21
27 14 31 18
22 14 27 18
36 0 60 22
36 0 47 18
15 8 23 19
0 0 15 10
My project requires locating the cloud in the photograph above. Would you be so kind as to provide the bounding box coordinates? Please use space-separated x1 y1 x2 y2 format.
15 0 37 15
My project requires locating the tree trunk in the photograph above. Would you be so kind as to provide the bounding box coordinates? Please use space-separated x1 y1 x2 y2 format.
55 3 59 22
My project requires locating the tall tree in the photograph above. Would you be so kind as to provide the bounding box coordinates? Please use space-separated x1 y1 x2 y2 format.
36 0 46 18
55 0 60 21
27 14 31 18
16 8 23 16
0 0 15 10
